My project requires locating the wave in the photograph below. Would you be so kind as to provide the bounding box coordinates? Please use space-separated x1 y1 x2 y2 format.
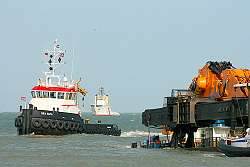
120 130 164 138
0 133 17 137
26 133 64 138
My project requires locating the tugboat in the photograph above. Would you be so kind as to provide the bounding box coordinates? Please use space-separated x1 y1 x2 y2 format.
14 40 121 136
91 87 120 116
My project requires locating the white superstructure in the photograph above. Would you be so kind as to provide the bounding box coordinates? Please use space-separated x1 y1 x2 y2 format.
91 87 120 116
29 40 87 115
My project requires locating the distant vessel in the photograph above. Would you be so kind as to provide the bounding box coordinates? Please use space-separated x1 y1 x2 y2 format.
91 87 120 116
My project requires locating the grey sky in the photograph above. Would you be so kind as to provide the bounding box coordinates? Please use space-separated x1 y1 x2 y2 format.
0 0 250 113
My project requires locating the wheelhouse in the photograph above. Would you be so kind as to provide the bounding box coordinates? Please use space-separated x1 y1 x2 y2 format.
31 90 77 100
31 86 77 100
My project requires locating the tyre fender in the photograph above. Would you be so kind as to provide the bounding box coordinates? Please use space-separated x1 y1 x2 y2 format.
63 121 70 130
69 122 75 131
32 118 42 128
42 119 49 128
57 121 64 130
50 120 57 129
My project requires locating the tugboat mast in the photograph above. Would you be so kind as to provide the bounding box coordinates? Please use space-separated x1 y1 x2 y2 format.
43 39 65 86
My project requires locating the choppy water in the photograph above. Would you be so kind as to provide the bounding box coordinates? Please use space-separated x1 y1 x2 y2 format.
0 112 249 167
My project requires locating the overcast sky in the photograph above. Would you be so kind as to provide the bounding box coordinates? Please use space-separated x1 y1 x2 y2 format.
1 0 250 113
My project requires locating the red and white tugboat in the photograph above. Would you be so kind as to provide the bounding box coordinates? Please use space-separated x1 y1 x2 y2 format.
15 40 87 135
15 40 121 136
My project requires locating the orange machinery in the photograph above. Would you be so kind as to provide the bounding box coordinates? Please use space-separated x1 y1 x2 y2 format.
189 61 250 100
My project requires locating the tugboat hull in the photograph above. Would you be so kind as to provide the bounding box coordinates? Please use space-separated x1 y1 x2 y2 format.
15 106 121 136
83 123 121 136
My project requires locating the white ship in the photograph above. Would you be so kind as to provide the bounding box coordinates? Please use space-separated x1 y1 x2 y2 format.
91 87 120 116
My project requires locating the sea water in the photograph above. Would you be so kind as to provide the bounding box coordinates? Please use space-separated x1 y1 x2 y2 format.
0 112 249 167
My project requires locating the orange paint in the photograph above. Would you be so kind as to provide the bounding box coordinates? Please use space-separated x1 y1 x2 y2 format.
189 62 250 100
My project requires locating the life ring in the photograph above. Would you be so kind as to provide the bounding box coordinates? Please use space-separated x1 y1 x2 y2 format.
50 120 57 129
42 119 49 128
69 122 75 131
32 118 41 128
57 121 64 130
63 121 70 130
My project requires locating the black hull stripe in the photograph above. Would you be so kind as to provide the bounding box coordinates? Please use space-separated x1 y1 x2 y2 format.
15 109 121 136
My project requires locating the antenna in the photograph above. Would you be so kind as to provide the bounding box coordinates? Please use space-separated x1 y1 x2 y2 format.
43 39 65 86
99 87 105 96
71 44 75 81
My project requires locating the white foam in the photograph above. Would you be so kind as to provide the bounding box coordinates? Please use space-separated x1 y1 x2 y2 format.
125 145 131 148
120 130 163 138
203 153 216 158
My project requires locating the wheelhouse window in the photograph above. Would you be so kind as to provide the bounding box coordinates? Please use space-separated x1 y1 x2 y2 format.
57 92 64 99
36 91 43 98
65 93 70 100
50 92 57 98
65 93 76 100
31 91 36 98
71 93 76 100
43 91 49 98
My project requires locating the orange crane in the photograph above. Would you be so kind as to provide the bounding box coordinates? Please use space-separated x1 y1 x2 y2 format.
189 61 250 100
